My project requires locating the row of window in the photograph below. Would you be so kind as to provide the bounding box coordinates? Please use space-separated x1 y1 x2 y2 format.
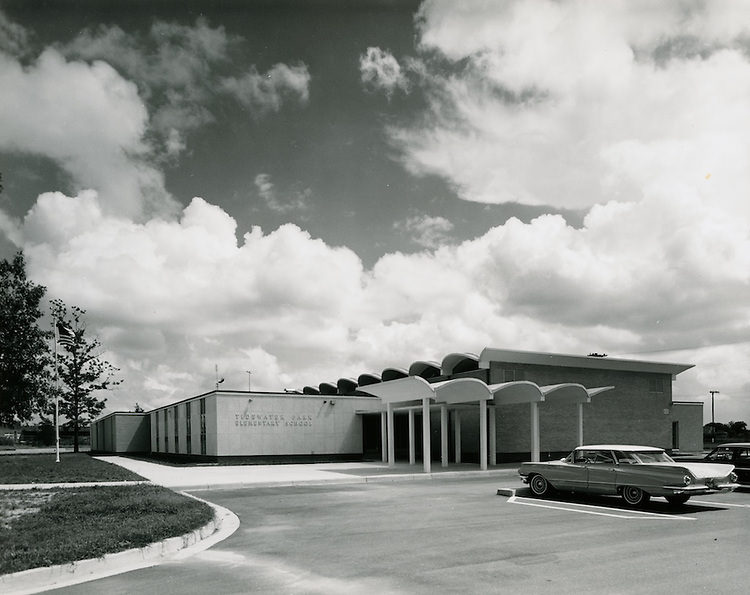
154 398 207 455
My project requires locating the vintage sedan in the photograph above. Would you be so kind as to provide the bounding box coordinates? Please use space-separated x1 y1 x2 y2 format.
518 444 738 506
699 443 750 485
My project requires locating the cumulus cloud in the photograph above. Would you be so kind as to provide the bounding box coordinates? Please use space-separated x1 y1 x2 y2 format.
0 9 29 56
393 214 453 248
385 0 750 218
61 18 234 158
254 173 310 213
360 47 410 98
0 48 176 219
221 62 311 115
17 186 750 416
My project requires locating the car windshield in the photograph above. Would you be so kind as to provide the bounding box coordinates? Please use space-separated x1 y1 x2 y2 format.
627 451 673 463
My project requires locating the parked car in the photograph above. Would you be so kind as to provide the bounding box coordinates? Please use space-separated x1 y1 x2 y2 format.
699 443 750 485
518 444 738 506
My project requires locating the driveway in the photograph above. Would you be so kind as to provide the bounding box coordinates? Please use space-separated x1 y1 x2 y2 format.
46 477 750 594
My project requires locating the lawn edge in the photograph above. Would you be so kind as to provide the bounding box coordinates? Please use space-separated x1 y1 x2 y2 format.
0 493 240 595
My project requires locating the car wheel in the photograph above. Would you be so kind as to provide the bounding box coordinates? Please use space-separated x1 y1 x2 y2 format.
529 474 551 497
665 494 690 506
621 486 650 506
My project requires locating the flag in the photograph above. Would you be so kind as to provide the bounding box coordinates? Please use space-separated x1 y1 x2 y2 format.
56 321 75 349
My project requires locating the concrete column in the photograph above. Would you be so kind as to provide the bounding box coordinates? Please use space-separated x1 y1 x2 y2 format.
440 404 448 468
530 401 540 462
408 409 415 465
489 405 497 466
387 402 395 468
381 411 387 463
422 397 431 473
479 399 488 471
577 402 584 446
454 410 462 464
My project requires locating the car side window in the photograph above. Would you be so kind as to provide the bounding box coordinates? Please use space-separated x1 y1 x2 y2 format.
707 448 733 462
737 449 750 462
614 451 636 464
574 450 592 464
591 451 614 464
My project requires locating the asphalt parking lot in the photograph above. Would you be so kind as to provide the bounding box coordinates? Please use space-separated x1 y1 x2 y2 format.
49 478 750 594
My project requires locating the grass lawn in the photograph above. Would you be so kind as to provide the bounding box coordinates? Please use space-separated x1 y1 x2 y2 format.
0 453 144 483
0 484 214 574
0 454 214 576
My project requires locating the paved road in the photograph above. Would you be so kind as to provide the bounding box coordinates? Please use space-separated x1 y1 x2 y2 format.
46 477 750 594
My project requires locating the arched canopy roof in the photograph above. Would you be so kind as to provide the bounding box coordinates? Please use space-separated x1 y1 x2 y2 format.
382 367 408 382
337 378 358 394
441 352 479 375
432 378 492 404
358 376 436 403
540 383 591 404
409 360 441 379
354 376 615 408
357 373 382 386
488 381 545 404
319 382 337 395
587 386 615 397
302 386 320 395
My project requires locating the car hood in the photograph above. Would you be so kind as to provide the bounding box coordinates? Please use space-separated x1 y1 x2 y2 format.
643 462 735 478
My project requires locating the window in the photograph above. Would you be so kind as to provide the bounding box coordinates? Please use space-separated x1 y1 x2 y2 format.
706 447 734 462
649 377 664 393
186 402 192 455
174 405 179 453
199 398 206 455
155 413 159 453
164 410 168 452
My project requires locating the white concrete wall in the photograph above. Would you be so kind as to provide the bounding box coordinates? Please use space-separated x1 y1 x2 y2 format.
215 393 380 456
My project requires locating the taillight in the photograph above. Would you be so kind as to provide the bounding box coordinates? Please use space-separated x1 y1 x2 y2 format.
683 474 692 486
729 472 738 483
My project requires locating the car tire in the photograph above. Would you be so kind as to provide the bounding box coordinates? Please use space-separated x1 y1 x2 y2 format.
665 495 690 506
621 486 650 506
529 474 551 497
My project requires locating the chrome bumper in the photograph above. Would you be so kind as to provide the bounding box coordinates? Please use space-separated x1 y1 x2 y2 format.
662 483 739 495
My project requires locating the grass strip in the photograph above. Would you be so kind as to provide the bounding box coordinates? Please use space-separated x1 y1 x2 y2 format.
0 484 214 575
0 453 144 483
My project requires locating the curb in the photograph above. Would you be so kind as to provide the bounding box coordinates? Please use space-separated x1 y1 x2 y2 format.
0 495 239 595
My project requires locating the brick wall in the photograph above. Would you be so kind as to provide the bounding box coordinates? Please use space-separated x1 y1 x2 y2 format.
489 361 674 456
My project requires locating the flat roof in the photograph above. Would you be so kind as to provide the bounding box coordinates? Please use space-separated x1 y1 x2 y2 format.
479 347 693 376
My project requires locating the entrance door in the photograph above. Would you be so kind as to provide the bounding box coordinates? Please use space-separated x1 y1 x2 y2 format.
362 414 381 460
672 421 680 450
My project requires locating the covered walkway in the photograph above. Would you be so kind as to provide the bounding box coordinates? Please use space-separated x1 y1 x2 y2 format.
358 376 613 472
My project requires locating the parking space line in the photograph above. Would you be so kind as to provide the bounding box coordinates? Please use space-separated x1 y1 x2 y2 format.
695 500 750 508
508 496 695 520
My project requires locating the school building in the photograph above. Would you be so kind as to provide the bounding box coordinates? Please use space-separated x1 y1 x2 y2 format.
91 347 704 468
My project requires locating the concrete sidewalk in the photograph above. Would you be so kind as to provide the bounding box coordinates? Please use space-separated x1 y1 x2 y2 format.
96 456 522 491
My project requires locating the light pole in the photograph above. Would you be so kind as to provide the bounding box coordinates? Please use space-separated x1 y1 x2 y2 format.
709 390 720 443
246 370 252 392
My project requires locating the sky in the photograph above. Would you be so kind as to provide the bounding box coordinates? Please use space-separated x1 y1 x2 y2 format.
1 0 749 424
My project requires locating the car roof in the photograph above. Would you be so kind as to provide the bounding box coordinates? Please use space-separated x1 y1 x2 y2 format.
713 443 750 447
574 444 663 452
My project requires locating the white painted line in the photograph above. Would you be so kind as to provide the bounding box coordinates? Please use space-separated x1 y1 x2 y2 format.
508 496 695 520
695 500 750 508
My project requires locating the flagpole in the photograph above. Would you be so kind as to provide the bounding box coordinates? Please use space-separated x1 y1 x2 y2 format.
53 320 60 464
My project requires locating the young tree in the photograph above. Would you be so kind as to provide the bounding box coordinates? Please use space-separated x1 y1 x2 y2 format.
50 299 122 452
0 252 53 425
